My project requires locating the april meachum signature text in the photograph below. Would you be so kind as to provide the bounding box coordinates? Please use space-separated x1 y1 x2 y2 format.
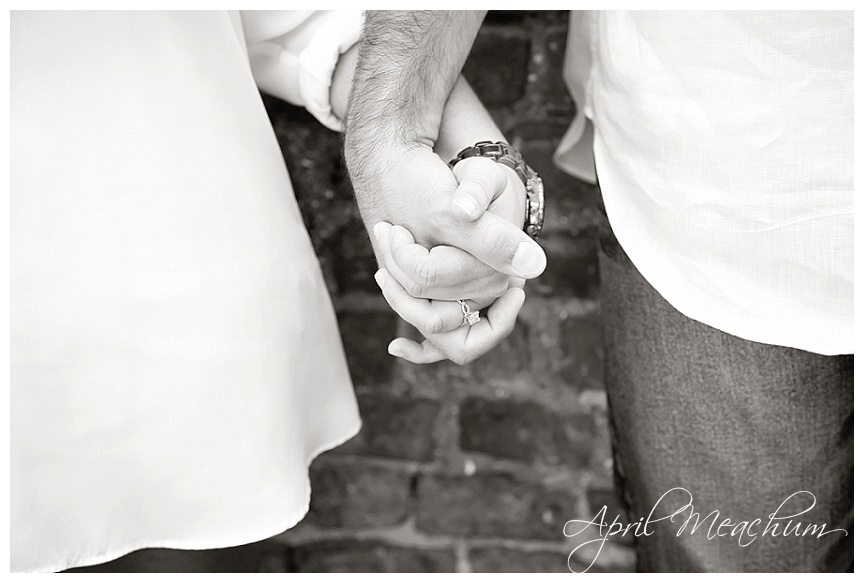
563 488 848 573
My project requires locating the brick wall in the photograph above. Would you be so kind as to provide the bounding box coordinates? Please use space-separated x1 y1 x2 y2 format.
260 11 635 573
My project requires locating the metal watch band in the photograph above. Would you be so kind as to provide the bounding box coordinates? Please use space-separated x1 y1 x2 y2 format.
447 141 545 239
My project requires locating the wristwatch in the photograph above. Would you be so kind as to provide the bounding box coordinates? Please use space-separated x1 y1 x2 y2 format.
447 141 545 239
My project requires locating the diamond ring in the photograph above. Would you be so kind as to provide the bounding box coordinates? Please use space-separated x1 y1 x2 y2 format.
457 299 480 327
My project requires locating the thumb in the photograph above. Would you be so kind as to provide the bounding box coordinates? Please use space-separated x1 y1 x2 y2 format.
450 157 509 221
451 211 547 279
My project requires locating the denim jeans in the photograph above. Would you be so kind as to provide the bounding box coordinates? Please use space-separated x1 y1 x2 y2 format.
598 208 853 572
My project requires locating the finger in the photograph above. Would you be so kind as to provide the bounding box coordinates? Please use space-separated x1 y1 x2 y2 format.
447 212 547 280
389 223 502 294
374 269 485 335
484 286 526 338
373 221 411 287
438 287 525 365
450 157 510 221
375 222 434 296
386 224 511 300
454 287 525 362
388 337 449 364
401 287 526 366
372 220 396 270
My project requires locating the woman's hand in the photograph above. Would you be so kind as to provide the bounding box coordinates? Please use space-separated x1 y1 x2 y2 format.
373 157 537 365
374 267 525 365
371 155 540 300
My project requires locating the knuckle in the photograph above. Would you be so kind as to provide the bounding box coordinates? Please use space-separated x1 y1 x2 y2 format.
407 280 424 299
423 313 445 336
488 275 510 298
483 228 518 262
426 210 454 242
412 261 438 293
463 176 489 195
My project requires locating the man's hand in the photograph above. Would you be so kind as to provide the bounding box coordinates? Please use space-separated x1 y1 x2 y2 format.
362 150 545 301
369 156 540 365
344 12 544 299
343 11 544 364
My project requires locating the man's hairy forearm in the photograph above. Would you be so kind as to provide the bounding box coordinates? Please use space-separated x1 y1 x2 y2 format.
344 11 485 219
340 11 540 364
345 11 485 149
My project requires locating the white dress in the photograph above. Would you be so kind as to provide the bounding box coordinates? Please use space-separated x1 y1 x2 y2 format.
10 11 362 572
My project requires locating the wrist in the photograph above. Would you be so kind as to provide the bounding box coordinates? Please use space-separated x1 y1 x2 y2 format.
434 77 506 162
344 139 436 230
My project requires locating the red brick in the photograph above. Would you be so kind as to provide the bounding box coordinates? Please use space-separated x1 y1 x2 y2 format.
337 394 440 461
328 220 379 295
263 96 380 298
416 473 578 540
539 181 603 236
336 310 398 386
459 397 594 468
284 541 455 573
508 119 570 142
463 27 530 108
305 462 410 529
531 232 600 299
541 27 576 117
466 318 532 376
393 317 532 384
261 95 353 222
469 546 572 573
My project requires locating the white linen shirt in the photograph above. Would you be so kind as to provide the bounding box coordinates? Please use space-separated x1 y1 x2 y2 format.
554 11 853 355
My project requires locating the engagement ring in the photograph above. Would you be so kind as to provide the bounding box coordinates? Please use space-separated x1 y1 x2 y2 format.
457 299 480 327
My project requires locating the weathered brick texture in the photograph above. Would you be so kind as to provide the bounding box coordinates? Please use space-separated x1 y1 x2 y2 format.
305 462 411 529
283 541 456 573
462 26 530 107
469 546 574 573
338 394 440 461
416 473 578 541
259 10 635 573
459 397 594 468
335 311 398 386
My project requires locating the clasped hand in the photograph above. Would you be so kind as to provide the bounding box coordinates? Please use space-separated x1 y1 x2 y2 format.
364 146 546 365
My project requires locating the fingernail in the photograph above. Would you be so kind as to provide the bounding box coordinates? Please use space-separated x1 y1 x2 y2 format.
387 342 401 357
511 241 546 278
453 196 479 217
373 222 389 242
373 269 384 287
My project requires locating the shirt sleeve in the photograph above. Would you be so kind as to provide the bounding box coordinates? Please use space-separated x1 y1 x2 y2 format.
240 10 363 132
